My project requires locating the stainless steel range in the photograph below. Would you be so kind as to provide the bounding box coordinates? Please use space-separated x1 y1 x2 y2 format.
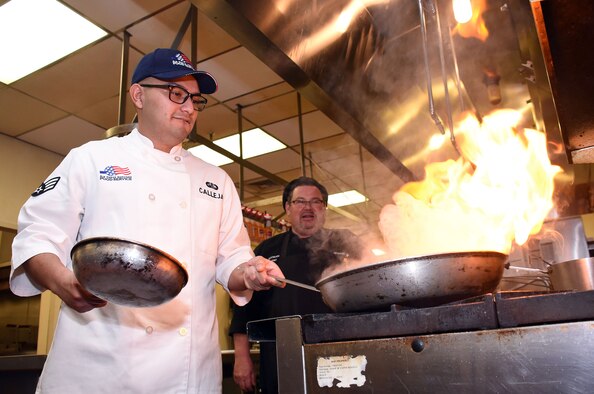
248 290 594 393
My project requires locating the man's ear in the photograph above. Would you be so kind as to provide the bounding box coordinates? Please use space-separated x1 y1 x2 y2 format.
129 84 143 109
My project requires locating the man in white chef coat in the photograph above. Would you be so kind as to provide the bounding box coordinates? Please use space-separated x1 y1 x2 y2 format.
10 48 285 393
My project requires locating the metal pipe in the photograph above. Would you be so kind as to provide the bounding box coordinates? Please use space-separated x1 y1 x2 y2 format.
446 21 482 119
237 104 245 202
117 31 131 125
447 23 465 111
190 6 197 58
171 6 193 50
189 5 199 142
297 92 306 176
358 144 369 221
417 0 446 136
432 0 457 150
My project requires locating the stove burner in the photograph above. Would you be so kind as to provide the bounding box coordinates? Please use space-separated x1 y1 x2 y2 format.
248 290 594 344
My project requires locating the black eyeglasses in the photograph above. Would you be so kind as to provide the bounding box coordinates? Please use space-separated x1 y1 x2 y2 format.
290 198 326 209
139 83 208 111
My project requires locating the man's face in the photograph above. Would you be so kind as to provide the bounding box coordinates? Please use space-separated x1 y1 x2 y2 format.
285 185 327 238
134 76 199 152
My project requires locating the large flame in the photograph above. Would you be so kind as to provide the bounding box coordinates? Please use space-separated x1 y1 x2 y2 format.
452 0 489 42
379 109 561 258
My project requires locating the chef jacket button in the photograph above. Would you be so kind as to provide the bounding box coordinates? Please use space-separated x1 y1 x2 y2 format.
179 327 188 336
174 156 181 162
146 326 153 334
148 193 156 201
180 201 187 209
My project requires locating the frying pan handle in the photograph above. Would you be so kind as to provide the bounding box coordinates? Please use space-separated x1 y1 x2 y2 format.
270 275 321 292
504 262 548 274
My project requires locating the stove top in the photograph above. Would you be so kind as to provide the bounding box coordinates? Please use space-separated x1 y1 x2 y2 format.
248 290 594 344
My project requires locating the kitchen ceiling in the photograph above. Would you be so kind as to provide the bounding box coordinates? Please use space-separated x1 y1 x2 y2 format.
0 0 408 242
0 0 568 243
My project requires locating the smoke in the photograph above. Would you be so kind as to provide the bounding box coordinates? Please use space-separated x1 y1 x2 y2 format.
379 191 510 258
306 228 365 282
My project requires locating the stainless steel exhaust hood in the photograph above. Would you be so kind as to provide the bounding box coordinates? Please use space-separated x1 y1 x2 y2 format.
194 0 593 172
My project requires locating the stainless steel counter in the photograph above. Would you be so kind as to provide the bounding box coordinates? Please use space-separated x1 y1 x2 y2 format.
0 354 46 394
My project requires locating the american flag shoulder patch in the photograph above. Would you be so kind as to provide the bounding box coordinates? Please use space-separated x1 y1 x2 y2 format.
100 165 131 176
32 176 60 197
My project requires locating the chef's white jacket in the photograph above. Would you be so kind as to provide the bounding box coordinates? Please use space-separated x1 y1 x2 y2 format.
11 129 254 393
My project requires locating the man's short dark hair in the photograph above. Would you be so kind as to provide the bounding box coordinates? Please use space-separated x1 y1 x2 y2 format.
282 177 329 211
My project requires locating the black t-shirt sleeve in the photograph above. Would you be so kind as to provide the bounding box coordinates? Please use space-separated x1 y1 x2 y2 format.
228 289 271 335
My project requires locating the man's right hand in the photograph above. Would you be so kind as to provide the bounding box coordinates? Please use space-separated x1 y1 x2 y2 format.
23 253 107 313
56 270 108 312
233 333 256 392
234 355 256 392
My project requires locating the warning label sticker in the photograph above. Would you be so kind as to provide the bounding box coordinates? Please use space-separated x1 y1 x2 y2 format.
316 355 367 388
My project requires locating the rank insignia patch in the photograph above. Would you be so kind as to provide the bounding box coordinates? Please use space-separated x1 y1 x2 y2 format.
32 177 60 197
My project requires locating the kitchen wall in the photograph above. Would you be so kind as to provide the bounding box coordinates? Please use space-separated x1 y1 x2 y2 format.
0 134 61 229
0 135 61 355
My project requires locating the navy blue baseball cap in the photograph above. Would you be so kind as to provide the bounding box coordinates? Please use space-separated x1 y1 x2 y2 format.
131 48 218 94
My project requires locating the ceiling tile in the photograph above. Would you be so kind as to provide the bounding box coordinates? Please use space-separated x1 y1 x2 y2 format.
247 148 301 175
224 82 294 109
12 38 140 115
126 2 193 53
76 94 137 130
193 12 241 59
240 93 302 129
201 47 284 101
0 87 67 136
118 4 240 61
64 0 177 32
221 162 268 185
264 110 345 147
305 134 359 163
19 116 106 156
194 104 256 139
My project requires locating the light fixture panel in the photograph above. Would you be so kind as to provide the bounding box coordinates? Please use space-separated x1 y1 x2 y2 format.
0 0 107 84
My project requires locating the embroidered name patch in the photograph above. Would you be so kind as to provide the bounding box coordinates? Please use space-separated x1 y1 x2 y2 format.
199 181 223 199
99 165 132 181
31 177 60 197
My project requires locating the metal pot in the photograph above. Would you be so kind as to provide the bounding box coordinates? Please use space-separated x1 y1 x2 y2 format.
315 251 507 312
548 257 594 291
71 237 188 307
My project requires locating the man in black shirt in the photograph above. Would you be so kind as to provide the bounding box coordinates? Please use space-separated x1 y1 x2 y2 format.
229 177 362 393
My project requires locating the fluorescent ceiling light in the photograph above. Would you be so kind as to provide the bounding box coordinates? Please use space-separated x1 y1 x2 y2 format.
0 0 107 84
189 128 286 166
214 128 286 158
328 190 367 207
187 145 233 166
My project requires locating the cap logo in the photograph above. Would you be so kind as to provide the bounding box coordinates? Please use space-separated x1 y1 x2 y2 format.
172 53 194 71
